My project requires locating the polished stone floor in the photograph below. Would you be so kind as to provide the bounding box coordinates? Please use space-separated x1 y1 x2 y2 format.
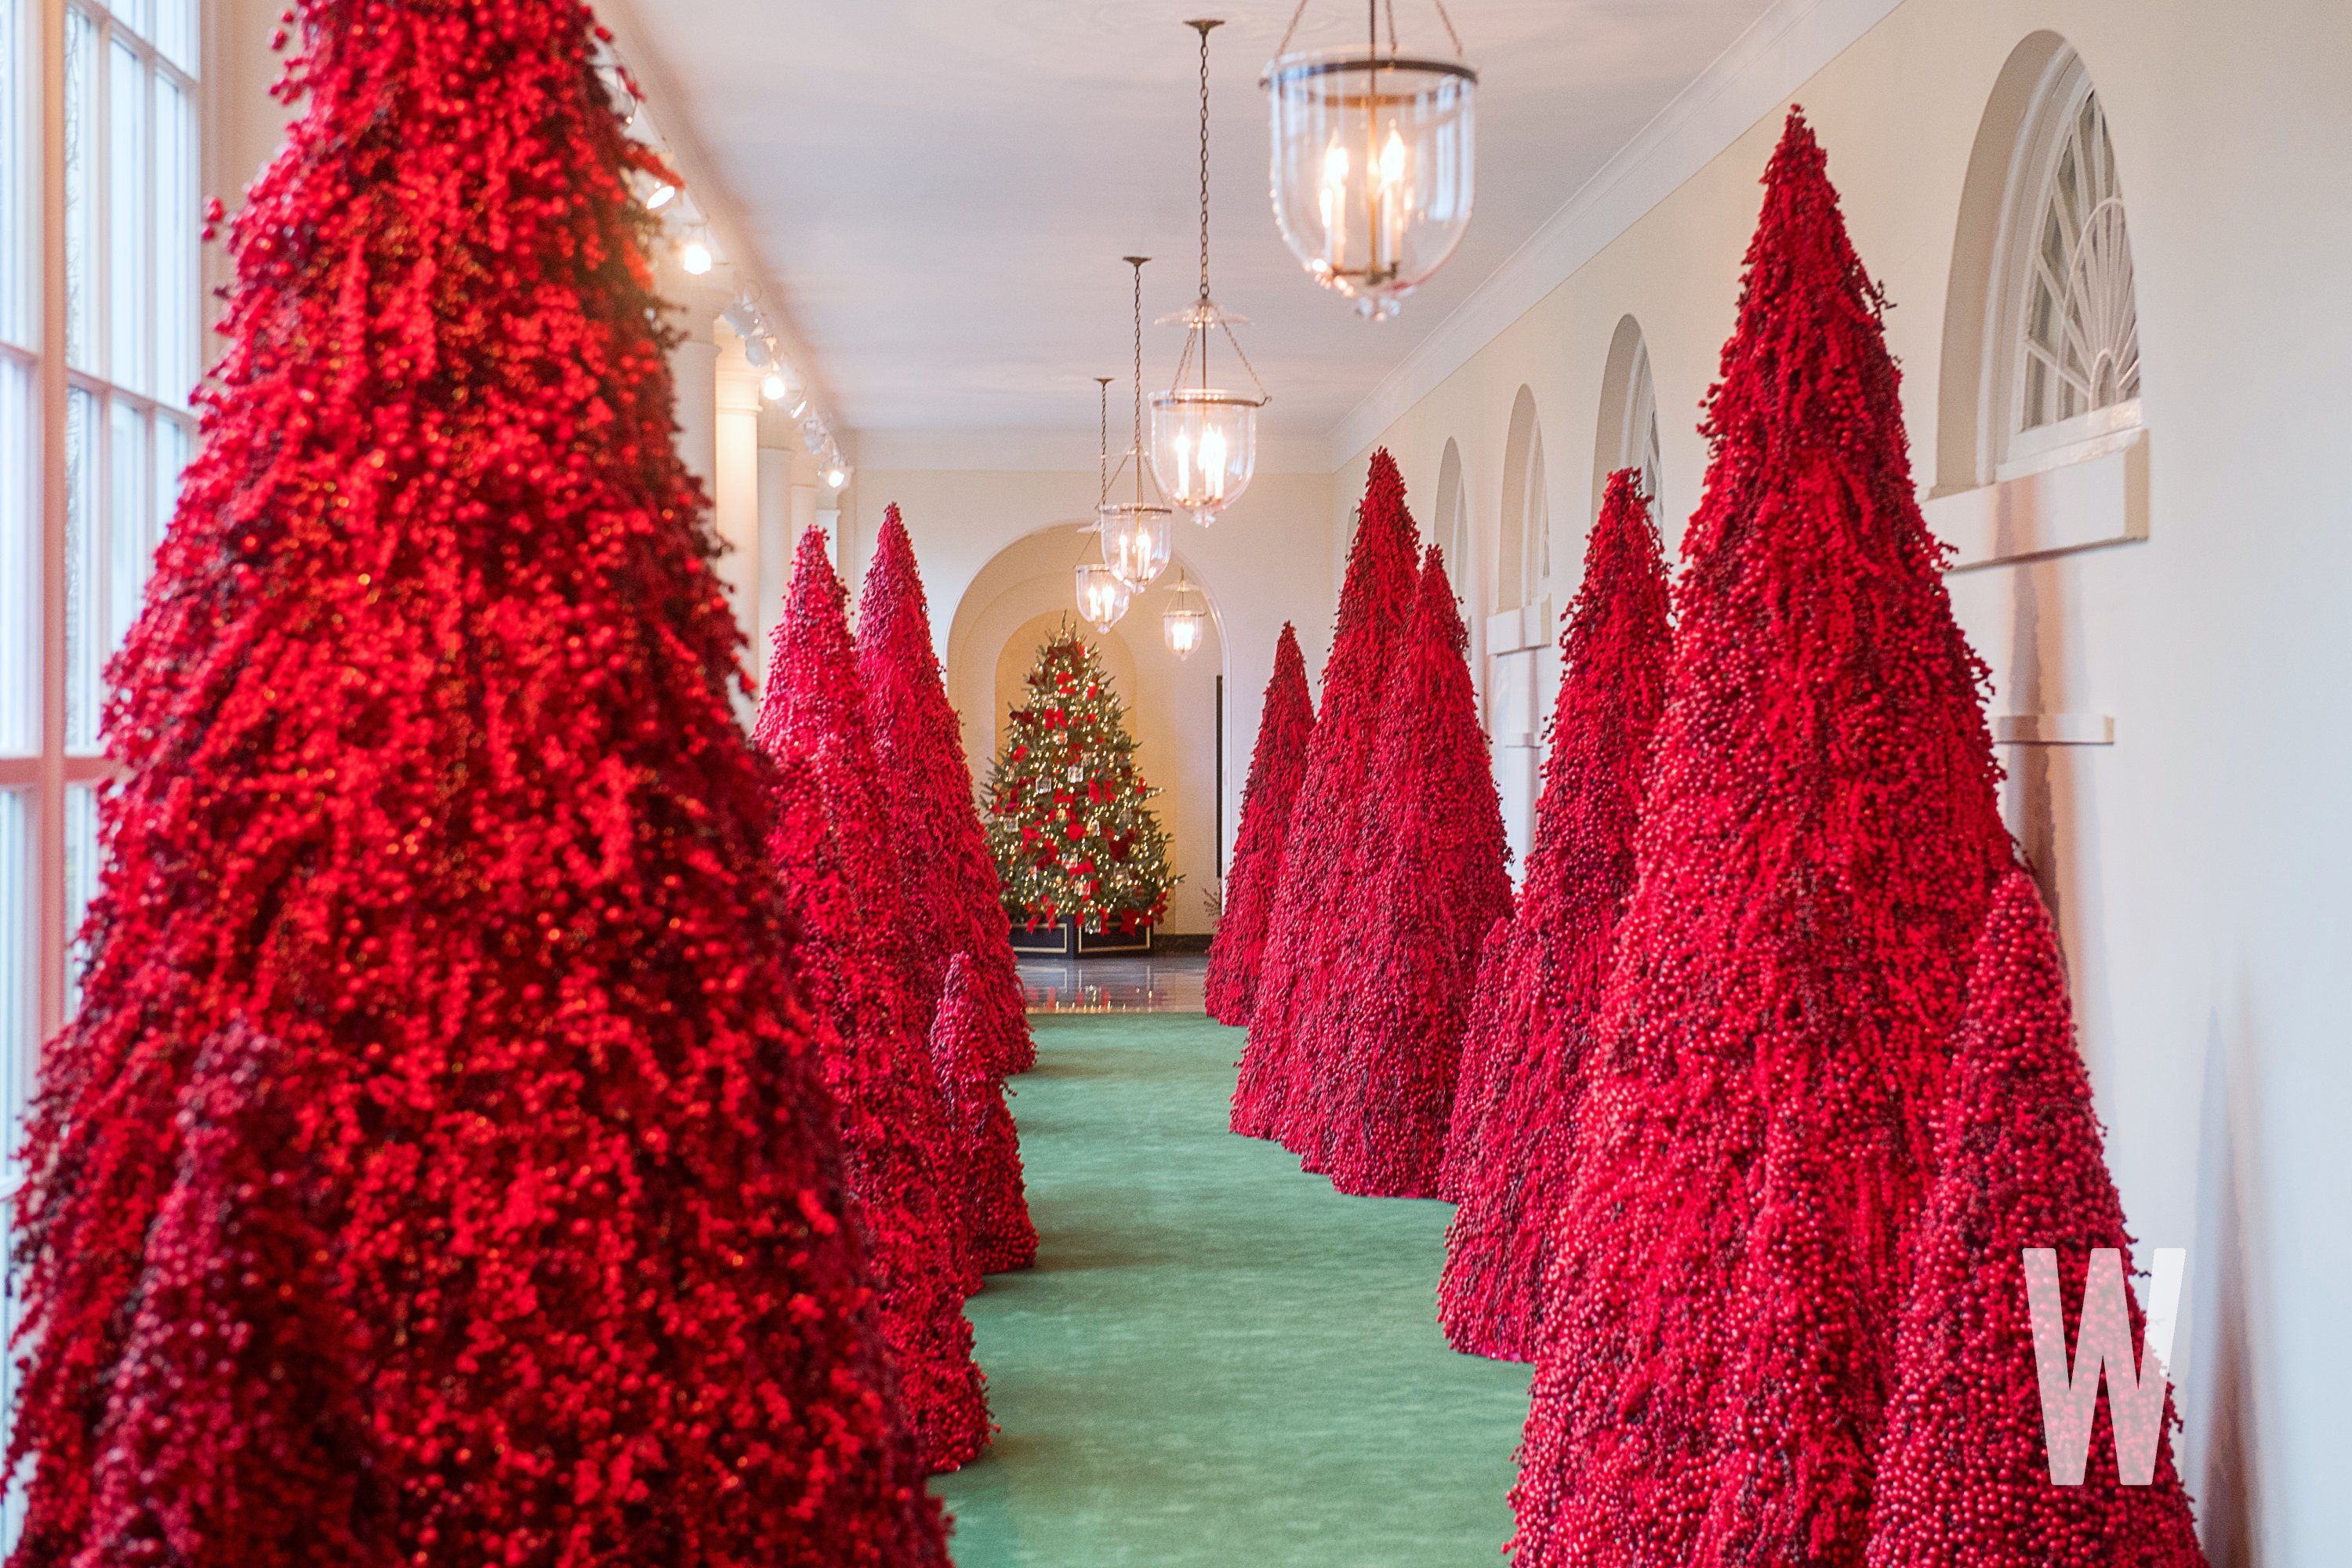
1018 951 1208 1015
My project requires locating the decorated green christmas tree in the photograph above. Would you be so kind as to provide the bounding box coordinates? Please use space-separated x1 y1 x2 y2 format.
985 625 1178 936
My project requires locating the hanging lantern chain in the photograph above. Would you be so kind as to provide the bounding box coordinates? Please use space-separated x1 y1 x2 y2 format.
1098 376 1116 507
1163 24 1266 406
1194 20 1216 302
1127 256 1150 506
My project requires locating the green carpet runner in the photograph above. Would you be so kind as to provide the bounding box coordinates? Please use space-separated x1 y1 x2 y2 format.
934 1012 1530 1565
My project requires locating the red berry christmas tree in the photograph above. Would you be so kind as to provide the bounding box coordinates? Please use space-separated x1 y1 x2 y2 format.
983 629 1178 938
1306 549 1512 1197
1435 916 1517 1204
1866 870 2207 1568
1203 623 1316 1025
1510 111 2012 1568
931 951 1040 1274
1230 451 1420 1138
858 503 1038 1075
762 757 994 1473
759 528 983 1294
5 2 949 1560
1438 470 1671 1360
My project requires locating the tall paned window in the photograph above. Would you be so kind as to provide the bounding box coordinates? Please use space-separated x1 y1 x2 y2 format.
1994 50 2140 477
2 2 200 1534
1490 387 1551 881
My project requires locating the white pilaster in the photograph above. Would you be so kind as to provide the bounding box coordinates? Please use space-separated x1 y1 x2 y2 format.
713 337 764 662
756 445 795 669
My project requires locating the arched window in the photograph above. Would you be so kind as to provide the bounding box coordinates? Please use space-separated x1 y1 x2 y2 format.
1497 386 1547 612
1594 314 1664 525
1433 437 1472 608
1991 47 2141 477
1432 437 1481 698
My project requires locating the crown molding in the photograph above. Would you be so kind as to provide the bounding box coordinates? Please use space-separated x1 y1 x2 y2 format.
1327 0 1907 470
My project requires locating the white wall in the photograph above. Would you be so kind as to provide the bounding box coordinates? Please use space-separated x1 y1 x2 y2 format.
1337 2 2352 1560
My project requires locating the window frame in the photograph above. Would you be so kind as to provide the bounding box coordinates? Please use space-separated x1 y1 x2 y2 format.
1987 48 2143 482
4 0 198 1034
4 5 201 1537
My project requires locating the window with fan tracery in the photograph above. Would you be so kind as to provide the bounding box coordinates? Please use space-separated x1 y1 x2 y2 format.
1999 57 2141 474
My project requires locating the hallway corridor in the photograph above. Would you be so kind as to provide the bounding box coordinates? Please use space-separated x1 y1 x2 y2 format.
931 999 1531 1566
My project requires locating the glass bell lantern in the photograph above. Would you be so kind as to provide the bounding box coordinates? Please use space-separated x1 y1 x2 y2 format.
1161 571 1209 659
1152 376 1261 525
1075 562 1131 633
1265 3 1477 321
1149 21 1268 526
1099 502 1173 590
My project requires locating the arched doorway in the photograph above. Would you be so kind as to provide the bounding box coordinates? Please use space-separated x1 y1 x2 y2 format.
946 524 1228 935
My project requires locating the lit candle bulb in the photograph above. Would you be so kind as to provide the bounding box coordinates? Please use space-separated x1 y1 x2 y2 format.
1199 424 1227 500
1321 140 1350 274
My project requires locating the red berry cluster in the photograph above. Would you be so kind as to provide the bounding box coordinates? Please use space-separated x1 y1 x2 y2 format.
1866 872 2206 1566
755 528 993 1473
857 504 1039 1078
1229 450 1421 1139
1510 110 2014 1567
930 953 1040 1276
6 1 950 1562
1437 468 1671 1360
1203 623 1316 1025
1296 548 1513 1196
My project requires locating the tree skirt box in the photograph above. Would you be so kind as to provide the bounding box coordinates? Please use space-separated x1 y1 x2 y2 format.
1007 917 1154 958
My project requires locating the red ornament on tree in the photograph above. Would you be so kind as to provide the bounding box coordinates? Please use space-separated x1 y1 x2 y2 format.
1302 549 1512 1196
1204 623 1316 1025
5 1 950 1560
1230 450 1420 1138
1511 110 2012 1568
1437 470 1671 1360
1865 871 2207 1568
856 503 1038 1076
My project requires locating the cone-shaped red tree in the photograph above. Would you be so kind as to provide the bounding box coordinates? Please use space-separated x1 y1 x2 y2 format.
858 503 1038 1076
1204 623 1316 1025
1437 470 1671 1359
5 2 949 1560
1231 451 1420 1138
1306 549 1512 1196
763 758 994 1473
1434 916 1516 1204
1866 870 2207 1568
759 527 982 1300
931 952 1040 1274
1511 111 2012 1568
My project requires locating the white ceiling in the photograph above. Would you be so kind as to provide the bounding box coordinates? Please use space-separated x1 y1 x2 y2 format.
626 1 1786 452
